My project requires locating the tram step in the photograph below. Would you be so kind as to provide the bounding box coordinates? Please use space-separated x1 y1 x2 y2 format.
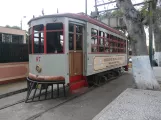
70 80 86 92
70 75 84 83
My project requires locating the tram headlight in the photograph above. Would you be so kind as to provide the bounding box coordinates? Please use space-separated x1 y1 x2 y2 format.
36 65 42 73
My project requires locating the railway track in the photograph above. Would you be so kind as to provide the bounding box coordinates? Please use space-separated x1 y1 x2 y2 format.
0 72 123 120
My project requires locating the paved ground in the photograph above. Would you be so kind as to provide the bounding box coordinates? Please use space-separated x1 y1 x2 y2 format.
93 88 161 120
0 80 26 95
34 72 134 120
0 71 134 120
153 67 161 83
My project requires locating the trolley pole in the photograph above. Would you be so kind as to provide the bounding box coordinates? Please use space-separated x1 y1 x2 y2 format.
149 1 153 67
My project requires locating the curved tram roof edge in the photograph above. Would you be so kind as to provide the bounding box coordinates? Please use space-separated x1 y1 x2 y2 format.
28 13 126 37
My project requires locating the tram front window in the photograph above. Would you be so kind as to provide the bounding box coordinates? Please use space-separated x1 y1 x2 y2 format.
46 23 64 53
33 24 44 53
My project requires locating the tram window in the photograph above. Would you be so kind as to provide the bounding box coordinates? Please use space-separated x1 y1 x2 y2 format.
69 33 74 50
76 25 82 33
91 37 98 52
33 24 44 53
46 23 63 30
105 34 109 53
69 24 83 51
91 46 98 52
76 25 83 50
111 35 114 40
91 28 98 52
91 28 98 36
91 36 97 44
69 24 74 32
46 23 64 53
105 33 107 38
98 31 104 52
99 46 104 52
76 34 82 50
47 31 63 53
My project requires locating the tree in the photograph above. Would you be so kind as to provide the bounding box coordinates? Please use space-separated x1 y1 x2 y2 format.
12 26 21 30
116 0 160 90
5 25 21 30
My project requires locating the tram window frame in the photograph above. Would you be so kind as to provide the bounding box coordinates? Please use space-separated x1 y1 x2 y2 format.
46 22 64 54
33 24 44 54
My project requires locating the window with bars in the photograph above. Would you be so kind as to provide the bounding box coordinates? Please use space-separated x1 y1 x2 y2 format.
91 28 126 53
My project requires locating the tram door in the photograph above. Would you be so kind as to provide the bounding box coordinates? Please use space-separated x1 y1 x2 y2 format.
69 23 83 76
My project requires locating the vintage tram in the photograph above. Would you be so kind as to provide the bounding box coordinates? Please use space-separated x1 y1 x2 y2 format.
26 13 128 102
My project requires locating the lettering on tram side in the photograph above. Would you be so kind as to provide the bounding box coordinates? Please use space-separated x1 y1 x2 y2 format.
36 56 41 62
93 55 126 71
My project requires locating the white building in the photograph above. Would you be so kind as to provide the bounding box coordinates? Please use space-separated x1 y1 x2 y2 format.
0 26 26 44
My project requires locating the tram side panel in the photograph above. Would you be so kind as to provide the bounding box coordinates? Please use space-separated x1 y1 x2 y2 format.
86 54 127 76
85 23 127 76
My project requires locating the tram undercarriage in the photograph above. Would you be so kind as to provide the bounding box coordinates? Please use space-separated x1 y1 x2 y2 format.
87 67 124 87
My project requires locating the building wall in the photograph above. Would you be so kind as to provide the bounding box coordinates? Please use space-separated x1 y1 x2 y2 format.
0 26 26 43
0 62 28 84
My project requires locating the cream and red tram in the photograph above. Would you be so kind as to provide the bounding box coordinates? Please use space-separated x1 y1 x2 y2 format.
27 13 128 102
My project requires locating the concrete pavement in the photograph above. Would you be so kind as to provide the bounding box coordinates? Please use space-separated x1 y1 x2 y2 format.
93 88 161 120
34 72 134 120
0 80 27 99
0 72 134 120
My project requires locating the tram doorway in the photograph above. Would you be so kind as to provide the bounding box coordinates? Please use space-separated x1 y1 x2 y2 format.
68 23 83 76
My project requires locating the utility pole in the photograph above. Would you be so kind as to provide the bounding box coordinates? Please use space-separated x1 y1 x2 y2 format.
20 20 22 30
149 1 153 67
85 0 87 15
20 16 26 30
95 0 98 18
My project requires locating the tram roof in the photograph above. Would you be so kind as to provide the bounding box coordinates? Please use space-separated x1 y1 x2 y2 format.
28 13 125 37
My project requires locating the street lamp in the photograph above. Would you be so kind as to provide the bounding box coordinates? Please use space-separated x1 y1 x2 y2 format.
20 16 26 30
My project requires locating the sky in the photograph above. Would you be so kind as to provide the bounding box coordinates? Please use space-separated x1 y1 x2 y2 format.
0 0 94 30
0 0 144 31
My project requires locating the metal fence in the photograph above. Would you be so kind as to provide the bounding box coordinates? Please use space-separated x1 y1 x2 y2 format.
0 42 29 63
